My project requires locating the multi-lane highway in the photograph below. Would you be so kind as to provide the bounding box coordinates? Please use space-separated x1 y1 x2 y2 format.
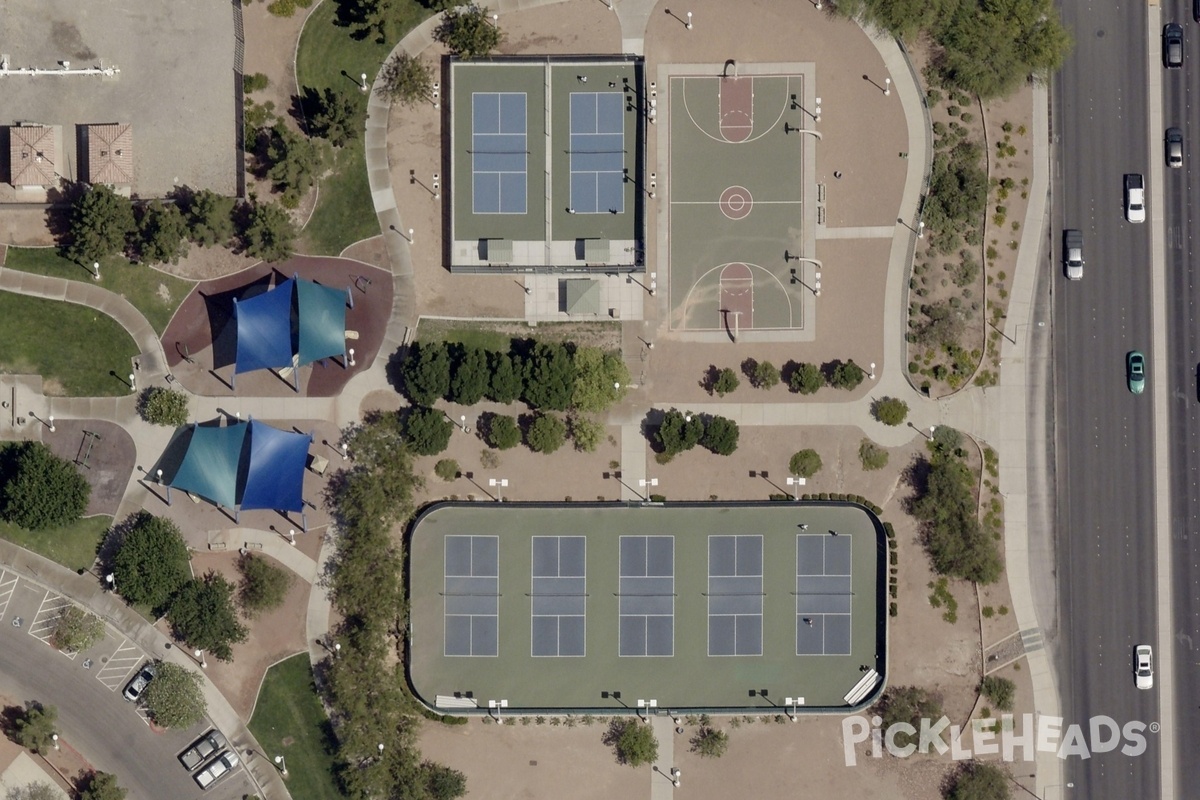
1053 2 1159 799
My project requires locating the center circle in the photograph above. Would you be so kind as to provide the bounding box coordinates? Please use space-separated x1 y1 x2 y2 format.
719 185 753 220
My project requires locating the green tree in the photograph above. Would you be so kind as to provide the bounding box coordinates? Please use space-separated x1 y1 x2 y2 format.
712 367 739 397
168 572 249 661
450 345 491 406
829 359 866 390
264 122 326 208
403 406 454 456
858 439 890 471
136 200 189 265
352 0 409 43
789 449 823 478
925 142 987 237
911 452 1002 584
943 760 1010 800
523 342 576 410
603 719 658 767
185 189 236 248
571 347 630 413
872 397 909 426
702 416 740 456
980 675 1015 712
65 185 135 265
656 409 704 456
241 199 296 262
789 361 824 395
434 458 459 482
434 4 502 59
79 772 127 800
13 705 57 753
243 72 270 92
1 442 90 530
690 724 729 758
421 760 468 800
932 425 963 454
238 552 294 615
52 606 105 653
402 341 451 406
138 386 189 427
143 662 206 729
113 512 191 611
750 359 780 389
377 52 434 107
336 411 424 530
309 87 363 147
486 414 522 450
488 351 523 403
873 686 944 748
526 414 566 454
569 416 605 453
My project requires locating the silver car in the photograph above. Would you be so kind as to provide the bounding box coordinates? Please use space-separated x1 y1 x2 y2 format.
122 662 156 702
194 750 240 790
1167 128 1184 168
179 730 227 771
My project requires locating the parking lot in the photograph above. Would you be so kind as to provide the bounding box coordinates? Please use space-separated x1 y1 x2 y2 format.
0 568 256 800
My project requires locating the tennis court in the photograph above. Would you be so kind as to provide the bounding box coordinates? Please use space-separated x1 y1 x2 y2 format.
664 65 820 337
408 502 886 714
449 58 647 271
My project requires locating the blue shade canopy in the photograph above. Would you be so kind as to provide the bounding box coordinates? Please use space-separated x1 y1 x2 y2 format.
240 420 311 512
234 277 296 374
296 279 347 366
169 423 248 509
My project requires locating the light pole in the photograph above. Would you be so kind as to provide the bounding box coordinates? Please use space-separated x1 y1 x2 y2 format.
52 734 59 751
105 573 115 593
686 11 693 28
636 698 658 719
459 414 470 434
334 642 341 658
786 476 805 501
92 262 100 280
869 362 876 380
377 743 385 757
348 348 356 367
288 528 296 546
129 373 136 392
638 478 658 500
917 220 925 238
341 442 348 461
194 648 207 668
360 72 368 92
884 77 891 96
671 767 681 787
488 699 508 721
47 415 55 433
274 755 288 776
784 696 802 721
489 478 508 502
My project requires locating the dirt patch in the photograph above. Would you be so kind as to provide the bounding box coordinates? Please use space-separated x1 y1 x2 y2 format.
37 419 134 517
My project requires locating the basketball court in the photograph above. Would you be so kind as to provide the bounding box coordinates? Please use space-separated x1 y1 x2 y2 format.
663 64 821 341
408 502 885 715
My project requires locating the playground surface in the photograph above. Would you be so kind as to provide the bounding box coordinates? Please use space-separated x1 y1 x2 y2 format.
407 501 885 714
664 65 820 339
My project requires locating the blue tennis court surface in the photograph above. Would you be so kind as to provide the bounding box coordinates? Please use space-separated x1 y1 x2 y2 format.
472 92 528 214
708 535 764 656
531 536 587 657
444 535 500 656
795 534 853 655
619 535 674 656
570 92 625 214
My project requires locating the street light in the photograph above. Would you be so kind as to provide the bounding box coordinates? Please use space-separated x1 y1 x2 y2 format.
274 755 288 776
869 362 876 380
489 478 508 502
334 642 341 658
52 734 59 751
378 743 385 756
671 767 681 787
488 699 508 721
786 476 805 501
784 696 803 721
194 649 207 668
360 72 368 92
92 262 101 280
288 528 296 546
105 573 115 592
348 348 356 367
48 415 54 433
129 373 136 391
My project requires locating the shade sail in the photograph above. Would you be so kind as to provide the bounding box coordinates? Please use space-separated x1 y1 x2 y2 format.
169 422 248 509
296 279 347 366
240 420 311 512
234 277 296 374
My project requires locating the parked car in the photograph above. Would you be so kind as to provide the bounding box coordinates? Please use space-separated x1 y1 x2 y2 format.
1063 229 1084 280
1167 128 1184 168
1135 645 1154 690
194 750 240 790
1127 351 1146 395
1124 174 1146 223
122 661 156 702
1165 23 1184 68
179 730 228 771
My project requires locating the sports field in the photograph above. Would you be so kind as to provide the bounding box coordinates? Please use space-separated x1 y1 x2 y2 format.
407 502 885 714
666 67 819 336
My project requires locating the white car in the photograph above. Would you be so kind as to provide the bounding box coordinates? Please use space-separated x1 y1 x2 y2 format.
1134 645 1154 690
194 750 239 789
1124 174 1146 223
179 730 227 771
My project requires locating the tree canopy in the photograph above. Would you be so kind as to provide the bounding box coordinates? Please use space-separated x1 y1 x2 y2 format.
13 704 57 753
167 572 249 662
65 185 135 265
241 199 296 262
603 719 659 767
701 416 740 456
944 760 1010 800
523 342 576 410
872 397 909 426
185 189 236 248
526 413 566 454
238 552 294 615
450 345 490 406
485 414 522 450
79 772 128 800
136 200 189 265
488 351 523 403
1 442 90 530
656 409 704 456
143 662 207 729
377 52 434 107
789 361 824 394
789 449 823 478
910 451 1002 584
112 511 192 611
52 606 105 653
404 407 454 456
434 4 502 59
402 341 451 406
571 347 629 413
309 87 363 147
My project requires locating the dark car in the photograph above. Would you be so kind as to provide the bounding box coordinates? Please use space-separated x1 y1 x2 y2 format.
1127 351 1146 395
1165 23 1184 68
1195 0 1199 23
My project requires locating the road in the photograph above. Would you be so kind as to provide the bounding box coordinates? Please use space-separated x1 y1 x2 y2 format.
1053 1 1160 799
0 571 255 800
1160 0 1200 795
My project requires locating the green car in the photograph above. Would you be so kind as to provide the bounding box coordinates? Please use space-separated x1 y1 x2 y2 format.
1127 351 1146 394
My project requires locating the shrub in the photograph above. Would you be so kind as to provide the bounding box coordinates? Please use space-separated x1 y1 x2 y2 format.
828 360 865 390
713 367 740 397
570 416 605 453
139 386 189 427
789 362 824 394
872 686 943 748
749 359 780 389
701 416 740 455
434 4 503 59
14 704 58 753
52 606 105 653
243 72 269 92
79 772 127 800
527 414 567 454
404 407 454 456
1 442 90 530
858 439 890 471
943 760 1009 800
486 414 522 450
789 449 822 478
690 725 729 758
980 675 1015 712
603 719 659 767
238 552 294 615
872 397 910 426
430 458 459 483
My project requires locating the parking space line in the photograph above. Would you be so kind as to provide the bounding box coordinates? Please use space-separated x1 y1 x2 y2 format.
0 570 16 621
96 640 143 692
27 589 76 657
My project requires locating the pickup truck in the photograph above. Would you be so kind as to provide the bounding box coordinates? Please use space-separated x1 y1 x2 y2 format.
1125 174 1146 223
179 730 227 771
194 750 239 790
1063 229 1084 280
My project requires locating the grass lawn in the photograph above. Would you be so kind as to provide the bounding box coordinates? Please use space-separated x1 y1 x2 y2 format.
0 292 141 396
3 248 194 335
295 0 432 254
249 653 341 800
0 515 112 573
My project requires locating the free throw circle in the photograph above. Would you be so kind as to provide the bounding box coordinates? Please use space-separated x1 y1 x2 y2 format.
719 185 753 220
